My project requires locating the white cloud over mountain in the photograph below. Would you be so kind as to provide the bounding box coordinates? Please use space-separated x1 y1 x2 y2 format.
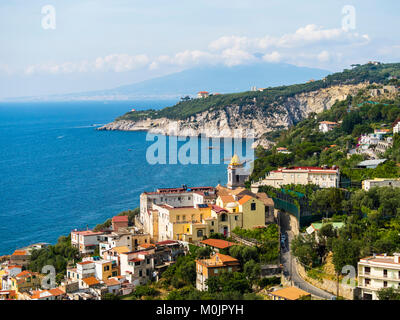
20 24 371 76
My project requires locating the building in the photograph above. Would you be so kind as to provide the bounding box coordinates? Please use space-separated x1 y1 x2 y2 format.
375 137 393 155
306 222 344 236
356 159 387 169
70 230 107 255
362 178 400 191
393 119 400 134
251 166 340 191
112 215 129 232
276 147 291 154
358 253 400 300
22 288 66 301
227 154 250 189
319 121 338 133
139 185 217 241
195 253 240 291
10 271 42 295
10 250 31 268
197 91 209 98
269 286 311 300
139 156 273 243
119 249 156 286
200 239 236 252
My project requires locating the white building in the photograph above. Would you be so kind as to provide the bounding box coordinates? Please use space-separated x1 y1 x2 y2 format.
70 230 106 255
251 166 340 191
394 119 400 134
362 178 400 191
197 91 209 98
358 254 400 300
319 121 338 133
139 186 216 241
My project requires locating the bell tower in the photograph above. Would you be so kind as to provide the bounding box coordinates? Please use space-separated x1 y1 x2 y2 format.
227 154 247 189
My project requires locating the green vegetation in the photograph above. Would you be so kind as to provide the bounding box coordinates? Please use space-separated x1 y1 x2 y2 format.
29 235 79 283
116 63 400 122
93 208 139 232
231 225 280 263
291 186 400 273
249 90 400 183
377 287 400 300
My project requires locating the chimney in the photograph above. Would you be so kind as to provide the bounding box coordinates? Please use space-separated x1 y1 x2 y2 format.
394 253 400 263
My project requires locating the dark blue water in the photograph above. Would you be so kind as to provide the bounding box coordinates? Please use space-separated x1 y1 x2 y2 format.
0 101 242 255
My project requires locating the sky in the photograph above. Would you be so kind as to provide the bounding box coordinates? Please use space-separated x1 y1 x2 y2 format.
0 0 400 99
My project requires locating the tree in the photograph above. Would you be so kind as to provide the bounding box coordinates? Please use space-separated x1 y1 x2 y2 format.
332 238 361 273
243 260 261 284
377 287 400 300
291 234 320 267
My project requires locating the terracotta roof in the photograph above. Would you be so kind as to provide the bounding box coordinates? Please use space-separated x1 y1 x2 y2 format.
138 243 155 249
82 277 100 286
256 193 274 207
215 253 239 263
156 240 179 246
238 195 253 205
129 258 144 263
196 253 239 268
270 286 311 300
112 246 130 254
77 261 93 265
200 239 236 249
16 270 31 278
319 121 338 125
12 250 27 256
211 205 228 214
48 288 65 296
112 216 129 222
104 278 120 287
219 195 235 204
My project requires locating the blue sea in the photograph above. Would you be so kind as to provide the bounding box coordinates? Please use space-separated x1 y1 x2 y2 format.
0 101 251 255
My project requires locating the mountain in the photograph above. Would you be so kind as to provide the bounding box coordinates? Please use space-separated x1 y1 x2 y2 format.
103 63 330 98
99 62 400 142
7 62 330 101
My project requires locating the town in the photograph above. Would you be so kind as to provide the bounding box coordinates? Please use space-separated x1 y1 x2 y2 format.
1 69 400 301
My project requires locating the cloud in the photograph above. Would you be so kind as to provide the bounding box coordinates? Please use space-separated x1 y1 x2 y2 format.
22 24 371 76
25 54 149 75
262 51 282 63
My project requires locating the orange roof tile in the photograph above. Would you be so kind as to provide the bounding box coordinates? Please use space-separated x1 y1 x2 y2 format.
270 286 311 300
200 239 236 249
48 288 65 296
219 195 235 204
83 277 100 286
12 250 27 256
16 270 31 278
104 278 120 287
238 195 253 205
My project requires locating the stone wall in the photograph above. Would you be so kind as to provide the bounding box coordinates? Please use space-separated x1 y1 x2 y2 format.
295 259 356 300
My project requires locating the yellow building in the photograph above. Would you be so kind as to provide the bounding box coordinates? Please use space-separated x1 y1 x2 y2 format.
10 271 42 297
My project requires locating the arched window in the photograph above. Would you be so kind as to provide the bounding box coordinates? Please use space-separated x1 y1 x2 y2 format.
221 213 227 222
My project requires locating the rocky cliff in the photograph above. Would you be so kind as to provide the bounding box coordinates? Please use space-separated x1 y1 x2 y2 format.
98 83 368 143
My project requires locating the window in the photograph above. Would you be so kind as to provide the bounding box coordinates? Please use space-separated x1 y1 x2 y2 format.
384 269 388 277
365 278 370 285
251 203 256 211
147 259 150 264
364 267 370 274
182 215 186 221
187 228 190 232
139 270 142 277
211 221 214 226
135 261 141 266
146 269 150 276
221 214 227 222
233 208 236 213
210 229 214 233
236 175 239 182
235 216 238 221
384 281 388 288
176 215 180 221
197 230 203 237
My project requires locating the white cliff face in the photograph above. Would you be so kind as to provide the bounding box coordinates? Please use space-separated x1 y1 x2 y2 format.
98 83 368 140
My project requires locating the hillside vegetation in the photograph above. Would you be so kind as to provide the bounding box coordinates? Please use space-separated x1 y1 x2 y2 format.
117 63 400 122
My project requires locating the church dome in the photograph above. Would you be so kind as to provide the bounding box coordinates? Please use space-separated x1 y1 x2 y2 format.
230 154 240 166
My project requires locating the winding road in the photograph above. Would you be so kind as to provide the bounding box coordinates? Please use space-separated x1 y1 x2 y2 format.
279 211 336 300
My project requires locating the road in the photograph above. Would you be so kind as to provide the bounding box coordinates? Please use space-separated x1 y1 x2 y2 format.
279 211 336 300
